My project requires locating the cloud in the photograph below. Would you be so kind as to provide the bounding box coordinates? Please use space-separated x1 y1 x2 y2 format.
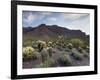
48 17 57 21
62 13 89 20
41 12 52 16
22 11 90 34
66 15 90 35
26 13 36 22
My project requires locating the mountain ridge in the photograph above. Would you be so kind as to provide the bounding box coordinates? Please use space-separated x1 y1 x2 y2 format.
23 24 89 40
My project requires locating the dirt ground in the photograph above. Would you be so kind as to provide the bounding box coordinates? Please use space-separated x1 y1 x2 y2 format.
23 48 89 69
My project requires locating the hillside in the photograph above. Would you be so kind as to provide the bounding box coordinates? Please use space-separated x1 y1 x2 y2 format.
23 24 89 41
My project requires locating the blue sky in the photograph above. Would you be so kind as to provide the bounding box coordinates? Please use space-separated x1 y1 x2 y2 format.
22 11 90 35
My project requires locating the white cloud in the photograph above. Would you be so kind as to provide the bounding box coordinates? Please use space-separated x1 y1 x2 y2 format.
66 16 90 35
62 13 89 20
27 13 36 22
41 12 52 16
48 17 57 21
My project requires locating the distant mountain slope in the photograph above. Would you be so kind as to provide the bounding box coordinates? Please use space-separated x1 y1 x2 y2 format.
23 24 89 40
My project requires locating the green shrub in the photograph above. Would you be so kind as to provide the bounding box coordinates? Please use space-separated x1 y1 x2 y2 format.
47 47 53 57
82 50 89 58
70 38 84 48
57 35 64 46
58 53 72 66
32 52 41 60
32 41 37 49
36 58 55 67
23 41 32 47
86 46 89 53
71 51 83 60
83 53 89 58
40 48 50 62
78 47 83 53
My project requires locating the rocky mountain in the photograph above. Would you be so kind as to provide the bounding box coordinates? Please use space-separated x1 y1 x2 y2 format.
23 24 89 40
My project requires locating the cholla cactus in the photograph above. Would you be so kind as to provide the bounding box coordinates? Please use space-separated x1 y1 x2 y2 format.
57 35 65 47
47 41 52 47
23 46 35 59
36 40 47 52
67 43 73 49
40 48 49 62
47 47 53 57
70 38 84 48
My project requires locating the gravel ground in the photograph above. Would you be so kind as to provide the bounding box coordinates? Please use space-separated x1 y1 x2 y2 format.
23 48 89 69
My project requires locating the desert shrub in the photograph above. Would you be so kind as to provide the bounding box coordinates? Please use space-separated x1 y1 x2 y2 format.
47 41 53 47
57 35 65 46
73 53 83 60
40 48 50 62
86 46 89 53
32 41 37 49
52 42 56 48
67 43 73 49
23 41 32 47
71 51 83 60
58 53 72 66
47 47 53 57
36 40 47 52
78 47 83 53
36 58 56 67
22 46 35 60
57 46 63 51
64 48 70 52
83 52 89 58
70 38 84 48
32 52 41 60
82 50 89 58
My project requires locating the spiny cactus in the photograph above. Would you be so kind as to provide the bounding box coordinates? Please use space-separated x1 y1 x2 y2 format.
40 48 50 62
47 41 52 47
67 43 73 49
57 35 64 46
36 40 47 52
47 47 53 57
22 46 35 60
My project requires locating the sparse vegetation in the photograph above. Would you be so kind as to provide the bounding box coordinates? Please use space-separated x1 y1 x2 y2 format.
23 25 90 68
71 51 83 60
36 58 56 67
58 53 72 66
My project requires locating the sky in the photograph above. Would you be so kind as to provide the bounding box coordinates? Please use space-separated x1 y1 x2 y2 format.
22 11 90 35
